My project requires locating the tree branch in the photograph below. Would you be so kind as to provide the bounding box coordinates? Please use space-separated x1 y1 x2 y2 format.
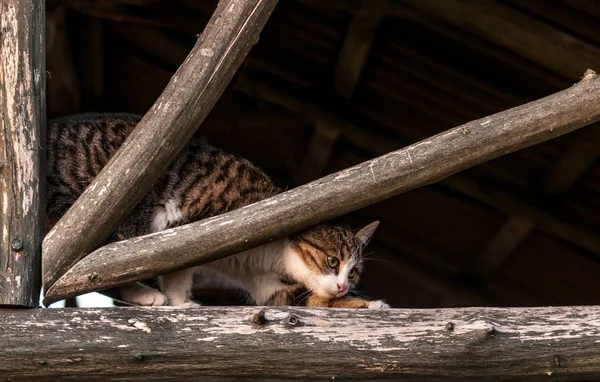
44 70 600 305
0 0 45 307
2 306 600 380
42 0 279 290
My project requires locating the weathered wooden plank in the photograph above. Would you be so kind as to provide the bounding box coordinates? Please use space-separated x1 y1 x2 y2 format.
2 306 600 381
44 70 600 305
0 0 45 307
42 0 280 290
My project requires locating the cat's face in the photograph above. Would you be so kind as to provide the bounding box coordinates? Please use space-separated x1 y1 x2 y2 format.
288 221 379 299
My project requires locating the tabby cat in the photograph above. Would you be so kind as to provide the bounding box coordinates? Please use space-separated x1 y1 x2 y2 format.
46 114 389 309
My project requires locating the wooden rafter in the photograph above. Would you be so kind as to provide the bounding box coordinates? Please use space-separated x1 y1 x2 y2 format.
467 123 599 281
400 0 600 81
544 127 600 195
468 215 535 281
293 120 340 185
332 0 387 98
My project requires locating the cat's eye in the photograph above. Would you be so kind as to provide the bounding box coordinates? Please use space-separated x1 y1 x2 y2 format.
348 268 358 279
327 256 339 268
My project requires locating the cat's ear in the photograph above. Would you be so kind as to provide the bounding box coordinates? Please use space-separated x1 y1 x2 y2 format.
355 221 380 246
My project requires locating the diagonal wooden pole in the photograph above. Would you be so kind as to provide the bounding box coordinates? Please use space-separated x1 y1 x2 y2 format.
42 0 279 290
43 70 600 305
0 0 45 307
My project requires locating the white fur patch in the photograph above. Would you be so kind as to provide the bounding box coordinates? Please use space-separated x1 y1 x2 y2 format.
368 300 390 309
337 262 355 291
152 199 183 232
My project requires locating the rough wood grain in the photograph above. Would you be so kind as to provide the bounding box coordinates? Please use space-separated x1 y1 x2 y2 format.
0 0 45 307
2 306 600 380
42 0 279 290
44 70 600 305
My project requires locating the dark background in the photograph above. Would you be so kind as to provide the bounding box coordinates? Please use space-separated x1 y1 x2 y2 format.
47 0 600 308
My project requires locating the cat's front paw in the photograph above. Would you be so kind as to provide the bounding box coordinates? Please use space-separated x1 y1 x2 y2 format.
173 301 202 308
368 300 390 309
128 289 167 306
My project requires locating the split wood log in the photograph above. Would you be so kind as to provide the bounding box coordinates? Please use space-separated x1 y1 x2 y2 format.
0 0 45 307
2 306 600 380
42 0 279 290
43 70 600 305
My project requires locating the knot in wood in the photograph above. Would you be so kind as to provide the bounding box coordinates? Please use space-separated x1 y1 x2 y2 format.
252 310 266 326
485 327 498 339
445 322 455 331
285 314 300 328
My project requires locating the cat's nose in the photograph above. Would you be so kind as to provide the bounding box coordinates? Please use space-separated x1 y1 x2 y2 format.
337 283 347 293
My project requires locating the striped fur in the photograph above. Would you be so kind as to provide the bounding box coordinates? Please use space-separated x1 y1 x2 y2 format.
46 114 389 309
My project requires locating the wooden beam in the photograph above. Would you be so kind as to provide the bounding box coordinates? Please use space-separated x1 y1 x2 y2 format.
0 0 45 307
42 0 280 290
79 15 104 109
444 174 600 257
3 306 600 380
333 0 387 98
293 120 340 185
468 123 599 281
43 71 600 304
235 75 399 155
46 6 81 116
468 215 535 281
401 0 600 80
543 126 600 195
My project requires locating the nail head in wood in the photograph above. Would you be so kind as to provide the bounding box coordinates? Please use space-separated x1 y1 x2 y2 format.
11 240 23 251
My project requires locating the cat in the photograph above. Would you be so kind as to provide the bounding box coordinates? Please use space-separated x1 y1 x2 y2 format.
46 113 390 309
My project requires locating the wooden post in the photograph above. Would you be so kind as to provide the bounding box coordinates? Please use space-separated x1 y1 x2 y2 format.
42 0 279 290
0 0 45 307
2 305 600 380
43 70 600 305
